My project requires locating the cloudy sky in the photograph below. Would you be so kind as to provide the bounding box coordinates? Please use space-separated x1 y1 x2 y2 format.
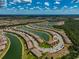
0 0 79 15
6 0 79 9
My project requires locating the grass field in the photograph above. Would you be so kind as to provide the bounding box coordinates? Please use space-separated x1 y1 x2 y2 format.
39 42 52 48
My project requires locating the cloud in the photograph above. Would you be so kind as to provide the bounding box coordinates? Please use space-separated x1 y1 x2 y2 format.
23 0 32 3
70 6 74 9
45 7 50 10
63 5 68 8
35 6 42 10
27 3 31 5
45 2 49 6
54 1 60 4
75 0 79 3
20 7 24 10
13 0 21 3
53 6 58 9
36 2 40 4
72 0 79 3
74 5 78 7
55 0 61 1
9 2 15 4
30 8 34 10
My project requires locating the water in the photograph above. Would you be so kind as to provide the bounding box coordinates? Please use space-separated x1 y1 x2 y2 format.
3 33 22 59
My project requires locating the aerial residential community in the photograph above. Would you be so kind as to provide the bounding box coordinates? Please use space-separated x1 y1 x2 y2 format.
0 0 79 59
0 16 79 59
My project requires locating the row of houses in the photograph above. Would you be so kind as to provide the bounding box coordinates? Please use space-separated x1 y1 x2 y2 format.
0 32 7 51
49 29 72 44
4 28 65 57
16 30 43 57
4 29 42 57
13 28 64 55
12 28 64 54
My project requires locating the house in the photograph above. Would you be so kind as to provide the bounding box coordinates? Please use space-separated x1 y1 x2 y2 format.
31 48 42 57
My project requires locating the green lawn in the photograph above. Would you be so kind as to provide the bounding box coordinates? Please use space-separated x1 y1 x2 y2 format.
3 33 22 59
39 42 52 48
25 52 37 59
17 25 32 31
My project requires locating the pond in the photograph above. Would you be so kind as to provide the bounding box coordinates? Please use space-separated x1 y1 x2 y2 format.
34 31 50 41
3 33 22 59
